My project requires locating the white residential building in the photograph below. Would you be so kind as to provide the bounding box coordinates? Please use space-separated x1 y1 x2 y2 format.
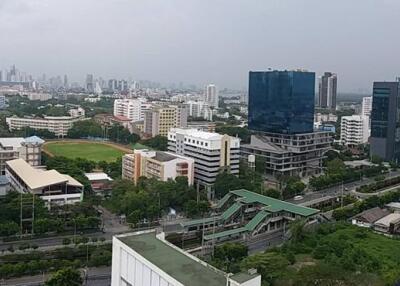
122 150 195 185
340 115 370 146
0 136 44 175
6 115 86 137
168 128 240 197
361 96 373 117
185 100 213 121
114 98 149 121
205 84 219 108
111 230 261 286
6 158 83 206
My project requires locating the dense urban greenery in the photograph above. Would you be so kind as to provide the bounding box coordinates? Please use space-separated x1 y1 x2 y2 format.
105 177 210 224
139 135 168 151
0 191 101 238
213 223 400 285
215 126 251 143
356 175 400 193
45 267 83 286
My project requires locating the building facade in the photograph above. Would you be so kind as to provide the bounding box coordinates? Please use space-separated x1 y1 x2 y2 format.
6 158 83 206
248 70 315 135
361 96 373 117
318 72 337 110
144 105 188 137
114 99 147 121
205 84 219 108
0 136 44 175
122 149 194 185
241 132 332 179
6 115 86 137
340 115 370 146
168 128 240 196
370 81 400 162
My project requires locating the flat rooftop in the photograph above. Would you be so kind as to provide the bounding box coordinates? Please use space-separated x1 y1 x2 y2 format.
118 232 227 286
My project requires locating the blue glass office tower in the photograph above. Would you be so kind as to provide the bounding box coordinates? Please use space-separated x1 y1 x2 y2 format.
248 70 315 134
370 81 400 162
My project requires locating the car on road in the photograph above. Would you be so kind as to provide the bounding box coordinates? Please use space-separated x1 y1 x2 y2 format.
294 195 304 201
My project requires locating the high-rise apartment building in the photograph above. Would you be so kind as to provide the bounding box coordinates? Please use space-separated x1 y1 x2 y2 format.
361 96 373 117
340 115 370 146
144 105 187 137
205 84 219 108
245 70 332 180
370 81 400 162
122 149 194 185
0 95 6 109
248 70 315 134
168 128 240 196
113 99 146 121
318 72 337 110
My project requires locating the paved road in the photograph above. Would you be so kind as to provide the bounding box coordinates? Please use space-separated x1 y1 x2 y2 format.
286 170 400 205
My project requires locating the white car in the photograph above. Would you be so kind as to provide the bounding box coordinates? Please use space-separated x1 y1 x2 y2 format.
294 195 304 201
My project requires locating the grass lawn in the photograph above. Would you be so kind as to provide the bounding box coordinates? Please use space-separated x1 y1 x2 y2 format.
44 142 127 162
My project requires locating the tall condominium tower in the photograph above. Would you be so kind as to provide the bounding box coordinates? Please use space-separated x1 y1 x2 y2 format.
370 81 400 162
205 84 218 108
318 72 337 109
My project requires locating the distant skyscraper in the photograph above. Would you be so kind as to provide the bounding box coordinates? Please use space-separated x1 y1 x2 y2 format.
85 74 94 92
361 96 373 117
63 75 68 88
248 70 315 134
318 72 337 109
370 81 400 162
205 84 218 108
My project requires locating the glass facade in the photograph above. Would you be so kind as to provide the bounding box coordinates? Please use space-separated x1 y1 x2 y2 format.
370 82 400 162
248 71 315 134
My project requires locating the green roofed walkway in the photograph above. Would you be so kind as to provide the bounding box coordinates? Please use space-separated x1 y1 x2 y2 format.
204 227 247 241
245 211 269 231
221 202 242 221
216 193 232 209
230 189 319 217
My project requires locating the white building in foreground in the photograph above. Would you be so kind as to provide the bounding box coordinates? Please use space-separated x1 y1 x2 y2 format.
6 158 83 206
111 230 261 286
340 115 370 146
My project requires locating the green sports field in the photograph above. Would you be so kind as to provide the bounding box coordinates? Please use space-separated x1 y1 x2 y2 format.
44 141 128 162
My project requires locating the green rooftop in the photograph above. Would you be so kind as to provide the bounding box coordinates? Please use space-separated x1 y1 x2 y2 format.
230 189 319 217
180 216 220 228
245 211 269 231
118 232 227 286
221 202 242 221
231 272 259 284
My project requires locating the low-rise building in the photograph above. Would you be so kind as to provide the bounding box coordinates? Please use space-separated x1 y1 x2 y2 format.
373 213 400 234
351 207 390 228
187 121 216 133
6 115 86 137
122 149 195 185
85 172 113 195
168 128 240 197
111 230 261 286
6 158 83 206
0 136 44 175
340 115 370 146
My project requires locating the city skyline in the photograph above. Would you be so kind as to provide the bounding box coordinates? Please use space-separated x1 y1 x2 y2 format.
1 0 400 92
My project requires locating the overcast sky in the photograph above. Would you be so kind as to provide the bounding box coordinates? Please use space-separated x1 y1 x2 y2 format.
1 0 399 92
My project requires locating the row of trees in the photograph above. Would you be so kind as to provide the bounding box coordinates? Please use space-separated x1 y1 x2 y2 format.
310 158 386 191
0 244 112 280
106 177 210 224
356 175 400 193
333 189 400 220
67 120 140 145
